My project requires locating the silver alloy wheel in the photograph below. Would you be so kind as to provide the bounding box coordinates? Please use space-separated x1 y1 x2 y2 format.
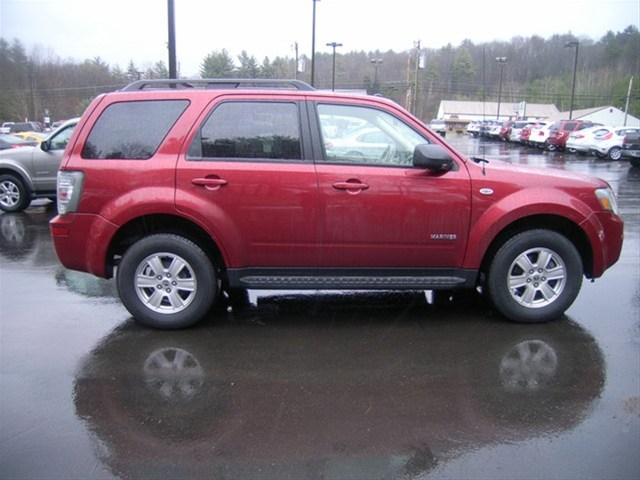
507 247 566 308
609 147 622 161
0 180 20 208
134 252 197 314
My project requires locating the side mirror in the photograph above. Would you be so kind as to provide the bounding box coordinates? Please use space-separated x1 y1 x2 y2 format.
40 140 51 152
413 144 454 172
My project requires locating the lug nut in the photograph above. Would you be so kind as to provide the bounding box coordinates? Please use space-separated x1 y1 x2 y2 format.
157 275 162 280
172 281 177 286
157 285 162 289
541 277 546 281
527 278 532 283
166 273 171 278
165 288 171 293
534 282 539 287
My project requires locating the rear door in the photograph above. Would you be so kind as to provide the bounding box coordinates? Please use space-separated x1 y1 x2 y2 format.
310 99 471 269
175 95 320 268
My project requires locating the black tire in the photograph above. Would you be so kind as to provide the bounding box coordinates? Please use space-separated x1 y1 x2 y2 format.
608 147 622 161
546 144 556 152
0 174 30 213
486 230 583 323
117 234 217 329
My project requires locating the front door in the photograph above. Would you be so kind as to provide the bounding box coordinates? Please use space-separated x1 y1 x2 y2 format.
312 101 471 269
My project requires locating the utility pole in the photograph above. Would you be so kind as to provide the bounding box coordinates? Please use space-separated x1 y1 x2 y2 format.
326 42 342 91
310 0 320 87
370 58 383 94
167 0 177 78
495 57 507 120
565 40 579 120
293 42 299 79
624 76 634 126
413 41 421 116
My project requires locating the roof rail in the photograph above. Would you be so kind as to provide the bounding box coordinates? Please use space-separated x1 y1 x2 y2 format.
121 78 315 92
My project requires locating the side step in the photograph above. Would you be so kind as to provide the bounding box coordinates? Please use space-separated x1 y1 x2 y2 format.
227 269 477 290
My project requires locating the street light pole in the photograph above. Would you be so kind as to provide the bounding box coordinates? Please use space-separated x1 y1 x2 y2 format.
495 56 507 120
310 0 320 87
370 58 383 94
565 40 579 119
326 42 342 91
167 0 177 78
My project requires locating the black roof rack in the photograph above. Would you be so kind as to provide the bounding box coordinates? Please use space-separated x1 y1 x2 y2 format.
121 78 315 92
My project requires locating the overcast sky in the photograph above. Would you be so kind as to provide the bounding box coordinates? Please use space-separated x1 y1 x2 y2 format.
1 0 638 76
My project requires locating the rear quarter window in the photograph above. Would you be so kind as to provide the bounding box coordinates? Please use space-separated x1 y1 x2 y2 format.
82 100 189 159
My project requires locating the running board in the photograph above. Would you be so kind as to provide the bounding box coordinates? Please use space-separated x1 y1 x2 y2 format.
227 268 477 290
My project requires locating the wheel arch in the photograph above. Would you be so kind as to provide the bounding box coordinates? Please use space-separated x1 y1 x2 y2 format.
478 214 594 280
0 165 34 193
106 214 227 278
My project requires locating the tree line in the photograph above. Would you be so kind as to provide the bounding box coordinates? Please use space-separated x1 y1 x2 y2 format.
0 25 638 124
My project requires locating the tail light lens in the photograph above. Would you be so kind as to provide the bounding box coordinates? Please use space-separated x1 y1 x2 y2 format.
57 171 84 215
600 132 613 140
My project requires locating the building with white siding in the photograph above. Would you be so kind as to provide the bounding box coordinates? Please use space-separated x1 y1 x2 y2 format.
550 106 639 127
436 100 559 122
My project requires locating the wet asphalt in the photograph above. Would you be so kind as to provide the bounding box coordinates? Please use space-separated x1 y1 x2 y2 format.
0 136 638 480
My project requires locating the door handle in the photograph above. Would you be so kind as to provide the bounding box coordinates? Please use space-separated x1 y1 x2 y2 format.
192 177 228 190
332 181 369 192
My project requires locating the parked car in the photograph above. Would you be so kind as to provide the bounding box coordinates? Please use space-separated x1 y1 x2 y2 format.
50 78 623 329
621 131 640 167
508 121 535 143
466 121 480 137
0 118 78 212
590 126 640 161
528 121 554 149
480 120 500 138
498 121 513 141
487 122 503 139
8 122 43 133
565 126 613 155
0 122 15 134
0 134 38 151
325 127 393 160
12 131 47 144
546 120 599 151
429 119 446 137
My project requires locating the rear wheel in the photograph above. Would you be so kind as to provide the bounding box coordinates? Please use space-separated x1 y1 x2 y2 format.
486 230 583 323
0 174 30 213
117 234 217 329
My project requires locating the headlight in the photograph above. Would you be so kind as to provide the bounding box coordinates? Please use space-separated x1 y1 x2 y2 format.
595 187 619 215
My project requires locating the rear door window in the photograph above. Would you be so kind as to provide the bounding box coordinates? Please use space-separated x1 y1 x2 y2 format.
188 101 302 161
82 100 189 159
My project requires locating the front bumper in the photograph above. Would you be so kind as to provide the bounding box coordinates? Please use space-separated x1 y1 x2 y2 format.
50 213 119 278
579 211 624 278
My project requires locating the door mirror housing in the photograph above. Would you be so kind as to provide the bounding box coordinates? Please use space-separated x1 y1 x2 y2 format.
413 144 454 172
40 140 51 152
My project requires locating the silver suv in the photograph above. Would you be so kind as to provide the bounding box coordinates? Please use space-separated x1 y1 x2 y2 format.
0 118 77 212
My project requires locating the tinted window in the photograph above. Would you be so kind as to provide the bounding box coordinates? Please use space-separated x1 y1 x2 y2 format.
82 100 188 159
189 102 301 160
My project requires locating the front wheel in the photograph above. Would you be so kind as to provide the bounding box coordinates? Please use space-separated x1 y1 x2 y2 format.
608 147 622 161
117 234 217 329
486 230 583 323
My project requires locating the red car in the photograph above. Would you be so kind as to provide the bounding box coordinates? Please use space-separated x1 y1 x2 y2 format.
546 120 598 151
51 79 623 329
498 121 513 141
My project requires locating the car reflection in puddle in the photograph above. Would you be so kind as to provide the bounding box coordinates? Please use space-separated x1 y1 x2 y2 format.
74 291 604 479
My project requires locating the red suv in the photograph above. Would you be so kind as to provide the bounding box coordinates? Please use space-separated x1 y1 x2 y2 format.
50 79 623 329
546 120 598 151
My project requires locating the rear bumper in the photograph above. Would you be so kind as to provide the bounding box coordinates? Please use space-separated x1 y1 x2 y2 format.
50 213 119 278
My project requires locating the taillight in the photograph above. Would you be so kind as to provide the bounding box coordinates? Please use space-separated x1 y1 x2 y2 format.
57 171 84 215
600 132 613 140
